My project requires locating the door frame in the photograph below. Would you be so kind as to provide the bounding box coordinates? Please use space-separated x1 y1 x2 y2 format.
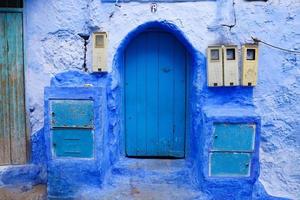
120 29 191 158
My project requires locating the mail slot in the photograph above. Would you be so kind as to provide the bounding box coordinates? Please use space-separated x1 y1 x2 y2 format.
210 152 251 176
52 129 93 158
51 100 94 128
212 123 255 151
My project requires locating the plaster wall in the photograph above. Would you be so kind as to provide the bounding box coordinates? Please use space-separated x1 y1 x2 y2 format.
23 0 300 199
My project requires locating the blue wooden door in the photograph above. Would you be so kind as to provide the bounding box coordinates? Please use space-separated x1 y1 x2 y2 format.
125 31 186 157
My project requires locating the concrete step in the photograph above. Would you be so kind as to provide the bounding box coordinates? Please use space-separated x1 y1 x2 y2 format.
78 158 210 200
106 158 192 186
77 181 208 200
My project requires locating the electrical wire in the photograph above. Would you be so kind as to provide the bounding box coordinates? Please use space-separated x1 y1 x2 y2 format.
251 36 300 54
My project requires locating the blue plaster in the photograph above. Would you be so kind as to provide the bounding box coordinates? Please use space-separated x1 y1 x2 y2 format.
108 20 287 200
44 87 110 198
38 21 290 199
0 0 297 198
0 165 45 186
31 128 47 165
195 106 261 199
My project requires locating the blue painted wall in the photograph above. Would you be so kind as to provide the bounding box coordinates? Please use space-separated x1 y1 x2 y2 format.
0 0 298 199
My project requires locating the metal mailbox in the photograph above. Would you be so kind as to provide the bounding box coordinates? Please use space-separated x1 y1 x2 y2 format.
242 44 258 86
207 46 223 87
212 123 255 151
52 129 93 158
92 32 108 72
223 45 239 86
210 152 251 176
51 100 94 128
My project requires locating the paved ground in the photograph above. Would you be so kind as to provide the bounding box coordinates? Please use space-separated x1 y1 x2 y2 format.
0 184 46 200
77 159 208 200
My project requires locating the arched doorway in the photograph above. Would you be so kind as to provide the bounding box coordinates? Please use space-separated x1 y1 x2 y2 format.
124 30 187 158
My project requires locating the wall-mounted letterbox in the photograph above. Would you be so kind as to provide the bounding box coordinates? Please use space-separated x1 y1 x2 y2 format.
207 46 223 87
242 44 258 86
92 32 108 72
209 123 256 177
223 45 239 86
50 100 94 158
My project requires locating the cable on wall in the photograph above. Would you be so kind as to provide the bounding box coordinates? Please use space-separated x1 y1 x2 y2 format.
251 36 300 54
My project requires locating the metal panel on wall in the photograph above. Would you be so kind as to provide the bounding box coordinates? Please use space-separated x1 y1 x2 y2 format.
51 100 94 128
212 123 255 151
210 152 251 176
50 99 95 159
209 123 256 177
52 129 93 158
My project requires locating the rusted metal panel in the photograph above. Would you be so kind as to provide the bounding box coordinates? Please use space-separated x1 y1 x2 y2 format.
0 12 27 165
0 13 11 165
51 100 94 128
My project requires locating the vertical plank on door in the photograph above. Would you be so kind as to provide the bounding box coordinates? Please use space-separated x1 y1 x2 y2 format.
158 33 174 155
146 32 159 156
171 38 186 157
135 34 147 155
0 13 11 164
7 13 27 164
125 38 138 156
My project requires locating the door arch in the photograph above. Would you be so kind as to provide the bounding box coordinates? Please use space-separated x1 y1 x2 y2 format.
124 30 187 158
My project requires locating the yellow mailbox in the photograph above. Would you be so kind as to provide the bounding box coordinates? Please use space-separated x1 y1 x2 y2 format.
92 32 108 72
242 44 258 86
207 46 223 87
223 45 239 86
